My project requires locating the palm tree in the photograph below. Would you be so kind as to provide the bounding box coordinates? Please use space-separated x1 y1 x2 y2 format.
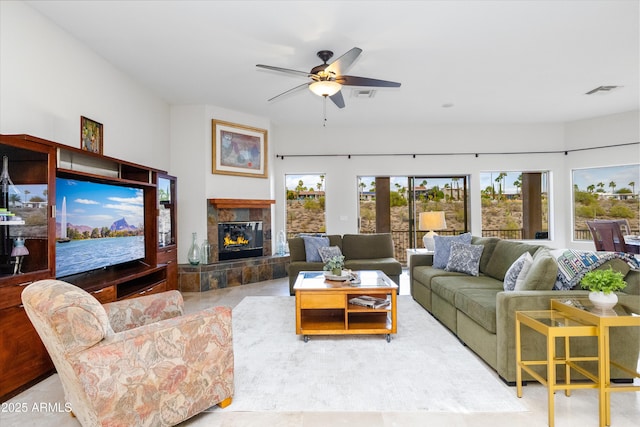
444 183 452 200
587 184 595 193
609 181 616 194
597 182 605 192
513 175 522 195
495 172 507 200
295 180 306 197
451 177 460 200
629 181 636 195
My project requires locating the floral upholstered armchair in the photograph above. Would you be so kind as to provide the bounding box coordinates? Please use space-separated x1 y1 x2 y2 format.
22 280 234 427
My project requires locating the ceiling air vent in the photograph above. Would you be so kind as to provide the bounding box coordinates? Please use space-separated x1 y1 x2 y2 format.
585 85 620 95
351 89 376 98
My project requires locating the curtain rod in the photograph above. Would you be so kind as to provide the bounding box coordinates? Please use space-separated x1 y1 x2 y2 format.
276 141 639 160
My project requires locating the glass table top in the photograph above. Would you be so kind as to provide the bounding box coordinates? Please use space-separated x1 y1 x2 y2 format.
294 270 397 290
517 310 595 328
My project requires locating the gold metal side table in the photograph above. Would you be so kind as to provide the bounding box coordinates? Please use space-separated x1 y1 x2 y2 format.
515 310 599 427
551 298 640 427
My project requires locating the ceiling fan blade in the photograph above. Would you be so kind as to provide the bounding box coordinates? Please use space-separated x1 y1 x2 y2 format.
256 64 314 78
325 47 362 76
337 75 401 87
329 91 345 109
267 82 311 102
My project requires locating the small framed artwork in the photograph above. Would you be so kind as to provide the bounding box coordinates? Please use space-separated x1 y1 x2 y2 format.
80 116 103 154
212 119 268 178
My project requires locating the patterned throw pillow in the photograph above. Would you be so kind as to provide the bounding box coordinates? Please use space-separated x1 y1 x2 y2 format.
301 236 330 262
318 246 343 263
444 242 484 276
504 252 533 291
433 233 472 269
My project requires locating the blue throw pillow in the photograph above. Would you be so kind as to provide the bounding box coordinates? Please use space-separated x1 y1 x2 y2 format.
433 233 472 269
302 236 329 262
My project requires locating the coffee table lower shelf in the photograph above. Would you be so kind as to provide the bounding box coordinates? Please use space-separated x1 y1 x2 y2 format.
299 309 394 341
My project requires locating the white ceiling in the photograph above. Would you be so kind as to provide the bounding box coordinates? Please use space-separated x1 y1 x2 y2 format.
26 0 640 127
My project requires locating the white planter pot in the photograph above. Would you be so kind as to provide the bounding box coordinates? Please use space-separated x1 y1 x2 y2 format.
588 291 618 310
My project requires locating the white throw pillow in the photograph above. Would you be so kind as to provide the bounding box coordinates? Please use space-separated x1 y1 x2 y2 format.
513 253 535 291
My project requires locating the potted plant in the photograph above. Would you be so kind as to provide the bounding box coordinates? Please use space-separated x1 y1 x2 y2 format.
323 255 345 276
580 267 627 310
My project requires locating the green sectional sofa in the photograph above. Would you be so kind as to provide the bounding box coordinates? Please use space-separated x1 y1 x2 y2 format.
288 233 402 295
410 236 640 385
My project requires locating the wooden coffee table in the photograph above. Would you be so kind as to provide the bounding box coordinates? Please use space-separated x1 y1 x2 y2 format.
293 270 398 342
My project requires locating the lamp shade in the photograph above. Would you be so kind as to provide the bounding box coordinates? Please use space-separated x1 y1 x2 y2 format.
309 80 341 97
419 211 446 231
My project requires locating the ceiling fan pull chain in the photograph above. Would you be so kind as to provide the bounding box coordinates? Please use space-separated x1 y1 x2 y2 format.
323 95 328 127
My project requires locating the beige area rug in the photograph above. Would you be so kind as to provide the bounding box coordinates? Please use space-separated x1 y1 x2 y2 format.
212 296 527 413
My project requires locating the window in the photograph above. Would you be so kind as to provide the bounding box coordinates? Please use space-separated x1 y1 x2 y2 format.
285 174 326 237
358 176 470 263
480 171 549 240
572 164 639 240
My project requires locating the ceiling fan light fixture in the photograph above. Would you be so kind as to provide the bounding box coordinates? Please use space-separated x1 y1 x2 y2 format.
309 80 341 97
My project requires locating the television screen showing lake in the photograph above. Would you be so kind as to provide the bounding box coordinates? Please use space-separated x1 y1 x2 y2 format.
56 236 145 278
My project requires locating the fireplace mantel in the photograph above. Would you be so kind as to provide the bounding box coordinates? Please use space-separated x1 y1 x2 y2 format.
208 198 275 209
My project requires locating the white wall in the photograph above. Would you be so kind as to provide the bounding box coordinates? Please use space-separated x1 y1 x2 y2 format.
563 111 640 250
0 1 170 169
170 105 272 262
272 115 639 250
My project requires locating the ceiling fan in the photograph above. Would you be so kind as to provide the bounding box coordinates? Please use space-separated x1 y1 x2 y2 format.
256 47 401 109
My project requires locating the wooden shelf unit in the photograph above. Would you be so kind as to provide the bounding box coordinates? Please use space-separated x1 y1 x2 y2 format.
0 134 177 401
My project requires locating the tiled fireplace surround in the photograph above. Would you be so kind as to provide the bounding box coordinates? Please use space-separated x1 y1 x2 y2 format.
178 199 289 292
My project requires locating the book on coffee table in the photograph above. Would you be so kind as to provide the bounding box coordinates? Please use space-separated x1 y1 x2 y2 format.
349 295 390 309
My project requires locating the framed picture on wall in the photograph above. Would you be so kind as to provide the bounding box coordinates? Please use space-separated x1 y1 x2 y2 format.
80 116 103 154
212 119 268 178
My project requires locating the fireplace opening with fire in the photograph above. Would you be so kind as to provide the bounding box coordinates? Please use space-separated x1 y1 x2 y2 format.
218 221 263 261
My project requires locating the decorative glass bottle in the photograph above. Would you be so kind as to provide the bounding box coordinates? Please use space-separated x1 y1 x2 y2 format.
277 230 287 256
200 239 211 264
187 232 200 265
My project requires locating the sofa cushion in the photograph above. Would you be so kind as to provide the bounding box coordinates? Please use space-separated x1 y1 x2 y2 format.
302 235 330 262
503 252 533 291
455 288 500 334
431 275 503 306
412 266 468 291
516 248 557 291
445 242 484 276
484 240 540 281
342 233 394 259
433 233 472 269
471 236 501 274
345 258 403 276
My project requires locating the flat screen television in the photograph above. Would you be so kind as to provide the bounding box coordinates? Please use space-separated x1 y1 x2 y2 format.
55 177 145 278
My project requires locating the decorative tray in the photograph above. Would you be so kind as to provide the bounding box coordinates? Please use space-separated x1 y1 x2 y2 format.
323 271 352 281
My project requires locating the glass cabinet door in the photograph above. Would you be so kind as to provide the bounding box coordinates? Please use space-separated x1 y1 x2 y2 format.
158 174 176 248
0 140 52 279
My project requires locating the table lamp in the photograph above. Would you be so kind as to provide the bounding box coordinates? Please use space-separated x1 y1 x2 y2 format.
419 211 446 251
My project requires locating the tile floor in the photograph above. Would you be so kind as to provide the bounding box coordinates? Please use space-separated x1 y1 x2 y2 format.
2 271 639 427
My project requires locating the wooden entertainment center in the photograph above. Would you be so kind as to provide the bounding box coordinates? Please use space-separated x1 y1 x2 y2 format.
0 134 178 400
